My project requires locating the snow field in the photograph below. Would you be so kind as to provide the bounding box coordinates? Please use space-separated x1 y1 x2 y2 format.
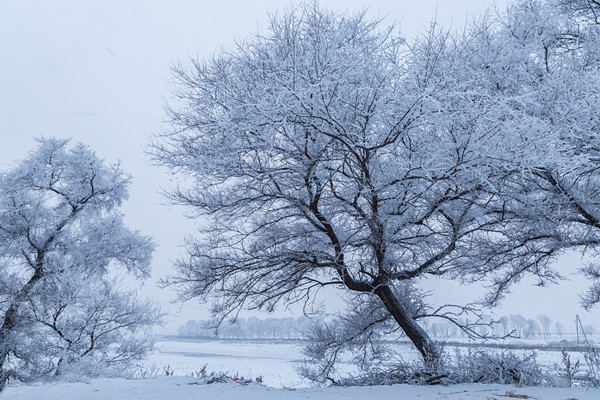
146 339 597 387
145 340 309 388
4 339 600 399
2 376 600 400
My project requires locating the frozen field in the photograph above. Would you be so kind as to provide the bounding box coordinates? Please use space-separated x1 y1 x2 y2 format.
145 338 388 387
145 338 598 388
145 339 312 387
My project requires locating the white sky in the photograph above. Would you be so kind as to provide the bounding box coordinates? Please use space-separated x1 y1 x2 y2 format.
1 0 598 335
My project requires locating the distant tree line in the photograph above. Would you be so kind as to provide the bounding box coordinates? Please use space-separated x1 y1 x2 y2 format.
177 313 597 342
177 316 313 339
423 314 596 341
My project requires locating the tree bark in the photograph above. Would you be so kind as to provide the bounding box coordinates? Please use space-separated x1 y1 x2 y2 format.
374 284 440 367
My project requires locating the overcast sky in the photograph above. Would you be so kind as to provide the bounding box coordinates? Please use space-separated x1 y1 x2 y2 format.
1 0 598 335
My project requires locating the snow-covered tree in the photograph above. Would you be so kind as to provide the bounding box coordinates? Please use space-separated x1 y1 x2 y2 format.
153 0 600 377
0 139 159 389
538 315 553 341
152 1 568 370
554 0 600 23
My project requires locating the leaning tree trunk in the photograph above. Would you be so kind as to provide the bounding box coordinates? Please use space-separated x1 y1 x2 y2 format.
0 267 44 391
374 284 440 368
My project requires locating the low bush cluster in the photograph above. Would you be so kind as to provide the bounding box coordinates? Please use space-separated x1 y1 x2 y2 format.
317 347 600 388
140 363 262 386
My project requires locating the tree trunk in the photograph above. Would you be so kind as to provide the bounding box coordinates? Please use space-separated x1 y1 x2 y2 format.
374 284 440 368
0 267 44 391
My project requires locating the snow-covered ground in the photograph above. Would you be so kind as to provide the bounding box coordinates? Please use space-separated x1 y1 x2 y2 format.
4 338 600 399
144 338 596 387
3 376 600 400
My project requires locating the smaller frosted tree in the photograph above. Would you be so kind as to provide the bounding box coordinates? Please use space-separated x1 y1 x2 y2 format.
0 138 159 389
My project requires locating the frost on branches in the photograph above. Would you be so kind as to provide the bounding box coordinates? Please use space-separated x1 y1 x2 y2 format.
0 139 160 390
478 0 600 310
153 0 600 377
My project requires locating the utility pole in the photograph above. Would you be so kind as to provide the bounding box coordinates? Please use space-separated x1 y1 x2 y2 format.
575 315 589 346
576 315 580 345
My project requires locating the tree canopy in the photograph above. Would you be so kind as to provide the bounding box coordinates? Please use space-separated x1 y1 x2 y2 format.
153 0 600 373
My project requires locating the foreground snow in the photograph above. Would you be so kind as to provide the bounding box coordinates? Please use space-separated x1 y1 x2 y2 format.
3 376 600 400
147 338 599 388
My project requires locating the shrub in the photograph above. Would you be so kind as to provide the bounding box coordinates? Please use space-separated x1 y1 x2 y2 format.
452 348 543 386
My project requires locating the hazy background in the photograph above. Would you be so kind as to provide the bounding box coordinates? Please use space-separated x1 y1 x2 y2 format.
1 0 598 335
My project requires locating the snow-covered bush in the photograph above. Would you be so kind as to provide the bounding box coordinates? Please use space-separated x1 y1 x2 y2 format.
331 362 450 387
553 349 581 387
452 348 543 386
303 346 546 387
584 346 600 387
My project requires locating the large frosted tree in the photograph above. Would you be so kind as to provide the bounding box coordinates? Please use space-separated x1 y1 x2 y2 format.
153 0 599 373
0 139 159 389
